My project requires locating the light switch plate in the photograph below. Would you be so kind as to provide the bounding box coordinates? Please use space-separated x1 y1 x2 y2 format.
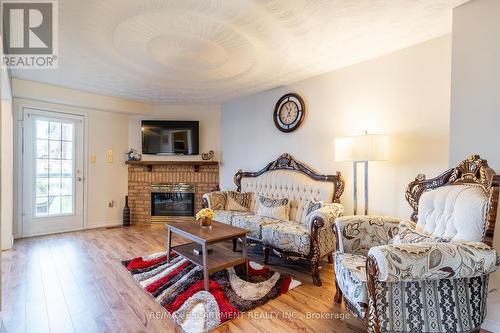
107 149 113 163
90 155 96 164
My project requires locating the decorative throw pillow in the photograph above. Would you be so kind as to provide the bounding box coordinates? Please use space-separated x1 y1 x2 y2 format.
209 192 226 210
393 220 450 244
301 199 323 224
256 195 290 221
225 191 252 212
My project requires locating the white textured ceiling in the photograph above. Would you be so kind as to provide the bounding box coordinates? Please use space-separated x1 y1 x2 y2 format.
12 0 467 104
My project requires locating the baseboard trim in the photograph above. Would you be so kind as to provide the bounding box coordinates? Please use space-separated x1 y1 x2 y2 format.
482 319 500 332
85 220 123 229
16 221 124 239
19 226 86 238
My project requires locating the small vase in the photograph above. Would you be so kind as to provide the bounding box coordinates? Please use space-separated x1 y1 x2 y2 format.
123 195 130 227
199 217 212 228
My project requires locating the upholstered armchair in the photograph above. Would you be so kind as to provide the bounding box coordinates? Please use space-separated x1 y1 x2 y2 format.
333 155 500 333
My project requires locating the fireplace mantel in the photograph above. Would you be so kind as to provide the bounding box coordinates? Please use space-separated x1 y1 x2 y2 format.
126 160 218 166
126 160 218 172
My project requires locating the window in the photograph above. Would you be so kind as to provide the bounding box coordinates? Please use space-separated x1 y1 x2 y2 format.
35 119 74 216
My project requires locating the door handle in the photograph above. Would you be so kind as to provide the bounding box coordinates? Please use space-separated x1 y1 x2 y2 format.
77 176 83 181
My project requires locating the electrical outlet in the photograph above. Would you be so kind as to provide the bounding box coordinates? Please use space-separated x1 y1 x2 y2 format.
90 155 96 164
107 149 113 163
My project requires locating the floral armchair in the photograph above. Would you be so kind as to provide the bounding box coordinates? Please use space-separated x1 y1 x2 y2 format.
333 155 500 333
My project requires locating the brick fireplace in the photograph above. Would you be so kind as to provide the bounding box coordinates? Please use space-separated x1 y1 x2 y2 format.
127 161 219 224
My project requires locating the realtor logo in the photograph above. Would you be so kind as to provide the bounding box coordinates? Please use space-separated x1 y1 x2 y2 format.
2 0 58 69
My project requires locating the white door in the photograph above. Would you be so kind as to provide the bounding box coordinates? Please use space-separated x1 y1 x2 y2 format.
21 108 84 236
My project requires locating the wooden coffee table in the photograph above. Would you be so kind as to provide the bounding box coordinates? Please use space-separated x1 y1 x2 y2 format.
165 220 249 291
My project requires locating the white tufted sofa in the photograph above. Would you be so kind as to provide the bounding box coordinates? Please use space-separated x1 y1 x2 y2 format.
240 170 336 223
333 155 500 333
202 153 345 286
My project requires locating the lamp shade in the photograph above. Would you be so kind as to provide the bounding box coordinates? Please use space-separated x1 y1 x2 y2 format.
335 134 389 162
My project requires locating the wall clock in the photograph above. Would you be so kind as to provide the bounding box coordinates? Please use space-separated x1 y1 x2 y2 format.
273 93 306 133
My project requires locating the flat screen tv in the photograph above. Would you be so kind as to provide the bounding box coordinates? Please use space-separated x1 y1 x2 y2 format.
141 120 199 155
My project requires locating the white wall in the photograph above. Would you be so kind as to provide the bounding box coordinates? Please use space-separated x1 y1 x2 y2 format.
12 80 149 235
85 108 130 228
221 35 451 218
1 66 14 250
12 79 152 115
450 0 500 166
128 104 221 161
450 0 500 329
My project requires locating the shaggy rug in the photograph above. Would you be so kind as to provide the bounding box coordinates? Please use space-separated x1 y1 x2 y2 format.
122 251 301 333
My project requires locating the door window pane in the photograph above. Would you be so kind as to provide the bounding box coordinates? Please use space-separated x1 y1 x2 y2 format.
49 178 61 196
48 122 61 140
61 160 73 177
36 197 48 216
34 119 75 217
36 120 48 139
49 140 61 159
61 178 72 195
36 159 49 177
36 178 48 196
61 141 72 159
36 139 49 158
48 160 61 177
48 196 61 215
62 123 73 141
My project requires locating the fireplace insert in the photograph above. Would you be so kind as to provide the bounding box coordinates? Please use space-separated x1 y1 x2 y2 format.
151 183 195 217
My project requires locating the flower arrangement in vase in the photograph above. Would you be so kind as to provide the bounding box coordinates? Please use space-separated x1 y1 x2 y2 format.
196 208 214 228
127 148 142 161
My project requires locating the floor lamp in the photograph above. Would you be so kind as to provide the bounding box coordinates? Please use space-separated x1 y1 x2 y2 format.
335 133 388 215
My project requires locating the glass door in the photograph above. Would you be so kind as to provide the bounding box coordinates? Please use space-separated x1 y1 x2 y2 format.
22 108 84 236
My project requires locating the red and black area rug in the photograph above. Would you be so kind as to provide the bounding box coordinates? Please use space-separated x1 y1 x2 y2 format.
122 252 301 333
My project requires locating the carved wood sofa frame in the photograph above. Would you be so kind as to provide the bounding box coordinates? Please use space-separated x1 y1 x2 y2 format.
232 153 345 286
345 155 499 333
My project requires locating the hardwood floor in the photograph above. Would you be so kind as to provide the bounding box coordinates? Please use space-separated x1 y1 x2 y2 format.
0 224 443 333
